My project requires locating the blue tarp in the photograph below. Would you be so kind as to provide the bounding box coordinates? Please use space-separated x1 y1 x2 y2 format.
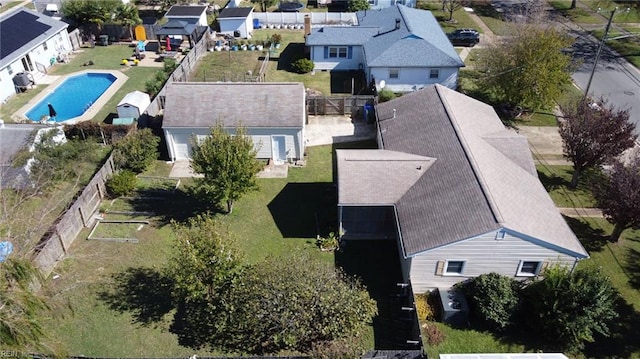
0 241 13 262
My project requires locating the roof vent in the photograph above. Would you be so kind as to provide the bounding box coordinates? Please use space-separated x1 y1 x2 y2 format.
395 18 401 30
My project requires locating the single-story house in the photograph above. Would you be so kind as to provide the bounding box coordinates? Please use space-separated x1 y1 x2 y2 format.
217 7 254 39
336 84 589 293
164 5 208 27
162 82 305 163
368 0 415 10
305 5 463 92
116 90 150 120
0 7 72 104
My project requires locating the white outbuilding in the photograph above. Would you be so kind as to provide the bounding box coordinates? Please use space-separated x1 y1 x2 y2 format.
217 7 254 39
116 91 151 119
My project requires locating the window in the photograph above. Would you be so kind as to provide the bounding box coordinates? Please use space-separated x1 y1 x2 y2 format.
389 68 399 79
328 46 348 58
517 260 541 276
444 260 465 275
429 69 439 79
43 41 48 51
7 65 13 75
368 0 376 4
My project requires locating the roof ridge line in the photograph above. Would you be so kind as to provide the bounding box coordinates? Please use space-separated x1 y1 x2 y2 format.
435 85 504 224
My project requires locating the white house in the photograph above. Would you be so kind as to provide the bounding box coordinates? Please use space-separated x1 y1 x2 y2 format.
0 7 72 104
367 0 415 10
217 7 254 39
305 5 463 92
336 85 589 293
162 82 306 164
164 5 208 27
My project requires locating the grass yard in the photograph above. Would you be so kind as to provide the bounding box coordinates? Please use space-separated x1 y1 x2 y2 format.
191 29 331 94
88 221 147 241
535 164 597 208
548 1 604 24
417 1 481 33
41 143 380 356
591 28 640 68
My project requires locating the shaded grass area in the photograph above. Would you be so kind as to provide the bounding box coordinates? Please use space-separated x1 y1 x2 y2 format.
417 1 481 33
535 164 597 208
548 0 604 24
42 142 381 355
591 28 640 68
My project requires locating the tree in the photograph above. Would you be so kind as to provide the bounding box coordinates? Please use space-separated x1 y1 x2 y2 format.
167 215 243 349
0 258 52 353
459 272 522 332
114 3 141 40
113 128 160 174
442 0 467 21
559 98 636 188
224 254 377 354
190 125 262 214
522 265 618 352
477 24 574 110
62 0 120 38
348 0 370 12
592 154 640 242
250 0 278 12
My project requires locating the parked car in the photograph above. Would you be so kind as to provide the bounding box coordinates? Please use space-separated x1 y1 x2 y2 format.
447 29 480 47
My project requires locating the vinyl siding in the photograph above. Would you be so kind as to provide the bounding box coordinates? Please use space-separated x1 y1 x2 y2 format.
408 229 580 293
164 127 303 161
310 45 364 71
369 67 458 92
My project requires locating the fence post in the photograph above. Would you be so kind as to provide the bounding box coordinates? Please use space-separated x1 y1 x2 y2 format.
56 228 67 255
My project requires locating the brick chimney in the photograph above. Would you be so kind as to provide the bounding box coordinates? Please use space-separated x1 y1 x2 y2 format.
304 15 311 37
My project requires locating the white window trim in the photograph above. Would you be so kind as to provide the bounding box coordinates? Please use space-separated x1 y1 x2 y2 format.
389 68 399 79
328 46 348 59
443 260 466 276
429 68 440 79
516 260 541 277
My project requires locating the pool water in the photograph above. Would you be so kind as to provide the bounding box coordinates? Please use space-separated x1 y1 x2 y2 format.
26 73 117 122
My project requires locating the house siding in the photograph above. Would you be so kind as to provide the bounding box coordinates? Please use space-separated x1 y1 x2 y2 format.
369 67 458 92
408 230 580 293
219 14 254 38
164 127 303 161
310 45 364 71
1 30 72 103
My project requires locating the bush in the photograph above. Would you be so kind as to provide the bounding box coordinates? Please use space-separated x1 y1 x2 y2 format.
106 170 137 197
270 33 282 44
459 273 522 332
113 128 160 173
378 88 397 103
292 58 314 74
309 336 365 359
422 322 446 346
415 292 434 321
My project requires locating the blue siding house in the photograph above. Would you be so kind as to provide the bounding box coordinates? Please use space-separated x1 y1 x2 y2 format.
306 5 463 92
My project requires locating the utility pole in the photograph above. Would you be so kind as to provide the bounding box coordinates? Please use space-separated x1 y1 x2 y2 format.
583 9 616 102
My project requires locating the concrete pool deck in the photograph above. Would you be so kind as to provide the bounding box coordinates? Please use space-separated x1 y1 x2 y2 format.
14 69 128 124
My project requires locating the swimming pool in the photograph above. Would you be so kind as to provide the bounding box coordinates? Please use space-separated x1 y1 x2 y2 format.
26 73 117 123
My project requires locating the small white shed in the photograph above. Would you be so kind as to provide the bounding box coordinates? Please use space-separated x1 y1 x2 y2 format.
164 5 208 26
116 91 151 119
218 7 254 38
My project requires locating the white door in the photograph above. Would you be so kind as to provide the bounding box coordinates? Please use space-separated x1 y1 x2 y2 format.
271 136 286 164
172 133 192 160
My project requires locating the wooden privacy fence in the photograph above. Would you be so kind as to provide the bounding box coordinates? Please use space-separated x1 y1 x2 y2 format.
32 155 115 278
306 95 375 116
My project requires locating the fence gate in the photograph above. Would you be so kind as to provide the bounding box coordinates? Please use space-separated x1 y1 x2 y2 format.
307 96 375 116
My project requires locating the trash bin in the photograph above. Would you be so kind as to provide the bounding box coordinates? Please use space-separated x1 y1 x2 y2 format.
253 18 260 29
363 103 374 123
99 35 109 46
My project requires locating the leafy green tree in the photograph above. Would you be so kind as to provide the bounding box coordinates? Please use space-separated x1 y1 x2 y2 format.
62 0 120 38
167 215 243 349
559 98 636 188
113 129 160 173
348 0 370 11
251 0 278 12
225 254 377 354
592 154 640 242
106 170 138 197
477 24 574 110
459 272 522 332
114 3 141 40
523 265 618 352
190 125 262 214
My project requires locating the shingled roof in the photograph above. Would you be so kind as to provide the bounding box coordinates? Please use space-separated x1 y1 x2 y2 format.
163 82 305 128
362 85 588 258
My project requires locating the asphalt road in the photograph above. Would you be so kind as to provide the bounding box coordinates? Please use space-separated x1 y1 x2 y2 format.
570 29 640 130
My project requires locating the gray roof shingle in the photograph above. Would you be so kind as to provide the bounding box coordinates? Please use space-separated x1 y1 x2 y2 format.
372 85 587 258
218 7 253 18
163 82 305 128
165 5 207 17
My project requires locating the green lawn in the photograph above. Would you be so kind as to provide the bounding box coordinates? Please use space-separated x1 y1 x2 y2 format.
535 164 597 208
591 28 640 68
417 1 482 33
41 143 378 356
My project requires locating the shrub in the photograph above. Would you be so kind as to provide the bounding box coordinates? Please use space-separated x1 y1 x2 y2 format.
378 88 397 103
415 292 434 321
106 170 137 197
270 33 282 44
292 58 314 74
309 336 365 359
459 273 522 332
422 322 446 346
113 128 160 173
316 232 339 251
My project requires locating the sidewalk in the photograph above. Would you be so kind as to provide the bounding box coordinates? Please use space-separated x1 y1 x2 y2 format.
458 8 497 62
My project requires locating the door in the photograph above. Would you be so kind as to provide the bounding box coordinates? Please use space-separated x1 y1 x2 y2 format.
271 136 286 164
21 55 34 72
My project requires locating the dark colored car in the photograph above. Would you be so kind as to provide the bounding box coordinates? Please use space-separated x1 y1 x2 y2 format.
447 29 480 47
